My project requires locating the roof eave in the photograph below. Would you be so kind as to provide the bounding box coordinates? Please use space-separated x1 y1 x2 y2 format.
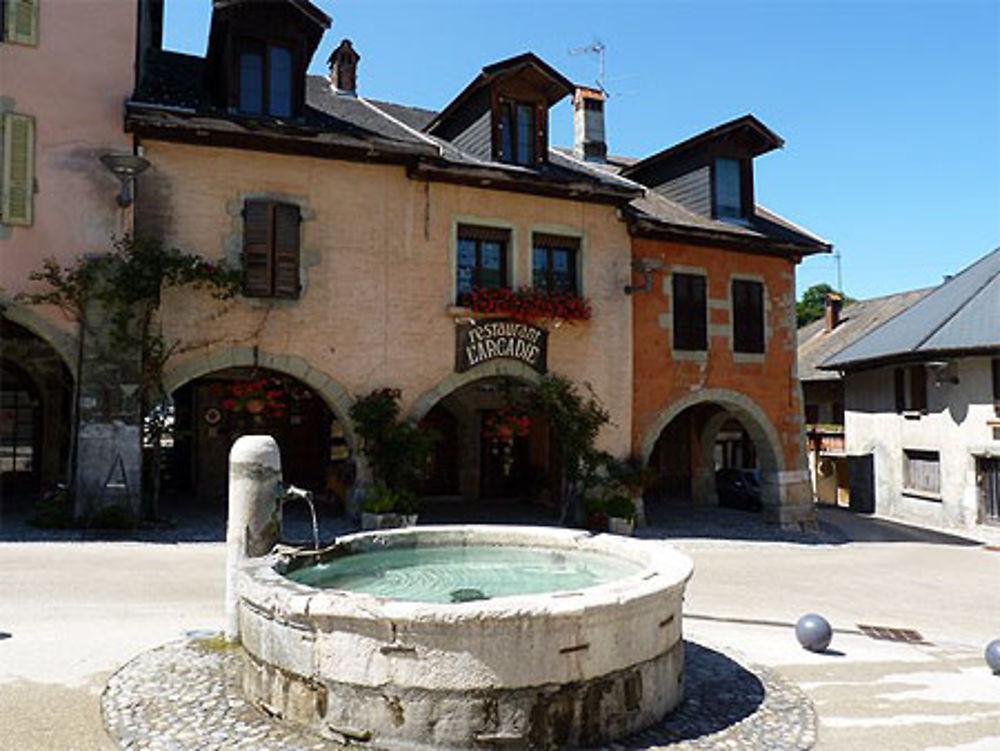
821 345 1000 373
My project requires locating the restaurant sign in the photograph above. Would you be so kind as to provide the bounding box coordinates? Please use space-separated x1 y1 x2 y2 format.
456 318 548 374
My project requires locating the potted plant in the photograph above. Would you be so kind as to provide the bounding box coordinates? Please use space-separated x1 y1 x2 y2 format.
603 494 637 536
360 484 419 530
604 455 655 528
349 388 438 530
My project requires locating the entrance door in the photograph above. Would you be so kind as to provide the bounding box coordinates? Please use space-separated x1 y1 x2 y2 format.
978 456 1000 525
848 453 875 513
480 410 531 500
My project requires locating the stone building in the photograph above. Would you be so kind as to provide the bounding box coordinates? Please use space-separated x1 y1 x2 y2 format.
3 0 830 529
822 247 1000 532
0 0 139 509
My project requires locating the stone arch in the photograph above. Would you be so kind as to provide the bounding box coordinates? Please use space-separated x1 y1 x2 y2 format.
409 360 543 423
640 388 785 474
162 348 356 448
0 302 77 375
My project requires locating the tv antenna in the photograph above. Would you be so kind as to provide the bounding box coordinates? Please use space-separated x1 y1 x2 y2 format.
568 40 606 93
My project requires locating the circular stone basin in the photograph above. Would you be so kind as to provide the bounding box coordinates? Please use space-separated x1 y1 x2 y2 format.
238 525 694 751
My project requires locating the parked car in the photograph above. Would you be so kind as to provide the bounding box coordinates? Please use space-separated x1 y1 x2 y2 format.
715 468 762 511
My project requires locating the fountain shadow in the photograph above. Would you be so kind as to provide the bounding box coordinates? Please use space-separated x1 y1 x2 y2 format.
609 641 766 749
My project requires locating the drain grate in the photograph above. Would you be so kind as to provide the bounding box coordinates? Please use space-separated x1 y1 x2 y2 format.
857 624 930 644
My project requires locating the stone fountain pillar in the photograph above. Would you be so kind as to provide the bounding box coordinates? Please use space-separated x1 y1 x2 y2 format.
225 435 282 642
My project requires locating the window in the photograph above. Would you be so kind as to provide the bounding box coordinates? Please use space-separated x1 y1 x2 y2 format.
2 0 38 45
732 279 764 353
237 40 294 117
893 365 927 413
0 379 37 476
498 100 536 166
242 200 301 298
904 449 940 496
714 158 744 220
672 273 707 351
532 234 578 294
992 358 1000 412
456 224 509 302
1 112 35 226
805 404 820 425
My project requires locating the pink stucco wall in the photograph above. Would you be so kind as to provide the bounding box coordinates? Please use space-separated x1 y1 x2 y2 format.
1 0 136 337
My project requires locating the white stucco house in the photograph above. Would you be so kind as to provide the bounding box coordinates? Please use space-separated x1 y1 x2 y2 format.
821 247 1000 533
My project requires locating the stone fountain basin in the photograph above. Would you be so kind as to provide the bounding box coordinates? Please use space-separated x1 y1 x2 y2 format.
237 525 694 750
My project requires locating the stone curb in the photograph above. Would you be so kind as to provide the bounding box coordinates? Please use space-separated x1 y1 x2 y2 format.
101 639 816 751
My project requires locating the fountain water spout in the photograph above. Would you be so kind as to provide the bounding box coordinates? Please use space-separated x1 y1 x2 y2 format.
281 484 320 551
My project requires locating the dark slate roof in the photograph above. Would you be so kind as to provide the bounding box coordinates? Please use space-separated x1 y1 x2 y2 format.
134 50 206 111
821 247 1000 370
798 288 934 381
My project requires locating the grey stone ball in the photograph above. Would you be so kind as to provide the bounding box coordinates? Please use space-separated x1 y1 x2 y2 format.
796 613 833 653
986 639 1000 674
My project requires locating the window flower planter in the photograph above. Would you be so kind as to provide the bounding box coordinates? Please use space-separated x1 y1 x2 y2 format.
462 286 591 326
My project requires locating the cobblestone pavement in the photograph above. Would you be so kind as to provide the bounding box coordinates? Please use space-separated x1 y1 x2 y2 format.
102 637 816 751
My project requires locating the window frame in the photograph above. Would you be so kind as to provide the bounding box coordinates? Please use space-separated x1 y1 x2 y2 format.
495 96 543 167
241 199 301 299
893 365 928 414
531 233 579 295
234 37 296 118
2 0 39 46
455 224 510 303
671 272 708 352
903 448 941 498
731 278 765 354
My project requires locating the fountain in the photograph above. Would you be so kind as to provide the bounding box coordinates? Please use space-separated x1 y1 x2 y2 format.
227 436 693 750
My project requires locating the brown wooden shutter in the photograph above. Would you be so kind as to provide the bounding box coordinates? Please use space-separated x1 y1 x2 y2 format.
242 200 273 297
2 113 35 226
6 0 38 45
894 368 906 413
272 203 301 299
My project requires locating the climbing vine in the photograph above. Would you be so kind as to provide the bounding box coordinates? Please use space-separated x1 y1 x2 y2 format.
18 235 241 515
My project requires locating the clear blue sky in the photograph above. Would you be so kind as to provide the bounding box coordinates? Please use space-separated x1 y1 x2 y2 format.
163 0 1000 301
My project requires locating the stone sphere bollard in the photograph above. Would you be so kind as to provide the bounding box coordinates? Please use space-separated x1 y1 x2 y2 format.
986 639 1000 674
796 613 833 653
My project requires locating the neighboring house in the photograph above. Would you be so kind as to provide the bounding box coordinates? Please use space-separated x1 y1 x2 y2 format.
0 0 138 501
798 289 931 507
821 247 1000 531
612 116 831 529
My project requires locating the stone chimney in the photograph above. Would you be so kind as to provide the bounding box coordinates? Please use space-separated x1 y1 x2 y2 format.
824 293 843 333
328 39 360 95
573 86 607 162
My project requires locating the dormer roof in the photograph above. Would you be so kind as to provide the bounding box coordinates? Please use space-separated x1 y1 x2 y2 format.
621 114 783 180
212 0 331 29
424 52 574 136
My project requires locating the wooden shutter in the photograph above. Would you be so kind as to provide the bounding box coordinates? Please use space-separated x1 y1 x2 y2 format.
732 279 764 353
910 365 927 412
894 368 906 413
2 113 35 226
6 0 38 45
673 273 707 351
242 200 273 297
272 203 300 299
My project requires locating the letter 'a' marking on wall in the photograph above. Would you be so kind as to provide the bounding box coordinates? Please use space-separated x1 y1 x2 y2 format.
455 318 548 374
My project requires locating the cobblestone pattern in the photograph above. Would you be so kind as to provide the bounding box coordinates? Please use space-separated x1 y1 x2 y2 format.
102 639 816 751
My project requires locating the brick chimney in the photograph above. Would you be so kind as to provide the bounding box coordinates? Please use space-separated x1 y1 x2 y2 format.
328 39 360 95
573 86 607 162
824 293 843 332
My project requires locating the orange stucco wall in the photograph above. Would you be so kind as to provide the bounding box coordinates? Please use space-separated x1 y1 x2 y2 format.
630 237 804 470
142 140 633 455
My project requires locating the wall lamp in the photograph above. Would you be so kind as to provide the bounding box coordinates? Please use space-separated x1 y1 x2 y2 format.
624 257 664 295
100 153 150 208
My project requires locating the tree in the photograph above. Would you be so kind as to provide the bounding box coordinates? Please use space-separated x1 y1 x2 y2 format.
796 283 854 327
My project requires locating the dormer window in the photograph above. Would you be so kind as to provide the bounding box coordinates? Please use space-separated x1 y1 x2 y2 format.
713 157 744 220
499 100 536 166
236 39 293 117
